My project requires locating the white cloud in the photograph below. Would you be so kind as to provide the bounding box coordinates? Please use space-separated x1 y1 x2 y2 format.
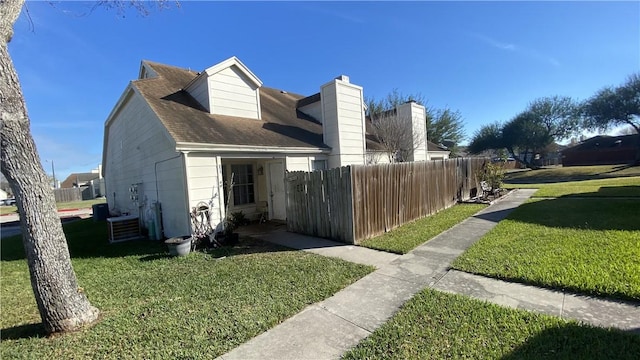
472 33 560 68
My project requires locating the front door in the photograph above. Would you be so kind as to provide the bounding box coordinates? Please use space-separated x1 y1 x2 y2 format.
268 161 286 220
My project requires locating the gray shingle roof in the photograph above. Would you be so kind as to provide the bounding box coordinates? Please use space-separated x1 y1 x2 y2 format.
134 61 328 149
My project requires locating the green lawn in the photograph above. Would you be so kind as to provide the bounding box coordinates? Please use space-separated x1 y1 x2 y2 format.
452 197 640 301
504 164 640 184
343 289 640 360
359 204 487 254
0 198 106 215
505 176 640 198
1 219 372 359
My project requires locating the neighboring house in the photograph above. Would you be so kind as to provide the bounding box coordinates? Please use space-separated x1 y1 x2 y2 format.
0 189 8 201
102 56 433 238
426 141 450 161
561 134 639 167
61 173 100 188
60 165 105 198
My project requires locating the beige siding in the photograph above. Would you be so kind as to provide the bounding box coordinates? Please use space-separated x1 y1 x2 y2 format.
209 66 260 119
321 79 366 168
321 84 340 168
285 156 312 172
185 153 224 230
104 90 190 238
186 76 210 111
298 101 323 123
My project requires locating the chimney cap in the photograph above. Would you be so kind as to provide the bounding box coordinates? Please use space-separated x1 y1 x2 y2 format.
335 75 350 83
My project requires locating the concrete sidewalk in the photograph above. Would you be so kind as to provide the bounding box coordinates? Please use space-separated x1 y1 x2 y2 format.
219 189 640 360
0 208 94 239
240 225 400 269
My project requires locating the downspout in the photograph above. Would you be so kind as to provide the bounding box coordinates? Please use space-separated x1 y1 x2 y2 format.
215 156 224 227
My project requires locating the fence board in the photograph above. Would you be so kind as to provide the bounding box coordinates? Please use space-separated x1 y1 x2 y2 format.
53 188 82 203
286 158 487 244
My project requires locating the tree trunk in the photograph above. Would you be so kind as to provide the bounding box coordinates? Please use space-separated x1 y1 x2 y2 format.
1 0 99 334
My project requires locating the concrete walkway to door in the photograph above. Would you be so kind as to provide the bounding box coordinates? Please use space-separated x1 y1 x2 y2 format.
221 189 640 360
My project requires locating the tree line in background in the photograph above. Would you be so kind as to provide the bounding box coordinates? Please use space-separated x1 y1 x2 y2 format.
468 74 640 168
368 73 639 169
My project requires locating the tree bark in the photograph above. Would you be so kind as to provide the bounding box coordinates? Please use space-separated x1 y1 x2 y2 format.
1 0 99 334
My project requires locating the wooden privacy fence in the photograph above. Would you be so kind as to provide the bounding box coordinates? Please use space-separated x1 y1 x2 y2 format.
53 188 82 203
286 167 354 243
286 157 487 244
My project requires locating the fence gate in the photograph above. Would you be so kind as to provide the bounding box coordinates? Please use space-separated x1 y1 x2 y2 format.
285 167 354 243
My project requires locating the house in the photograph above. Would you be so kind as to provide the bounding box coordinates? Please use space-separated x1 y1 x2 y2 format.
60 165 105 198
61 172 99 188
102 56 435 238
561 134 639 166
426 142 450 161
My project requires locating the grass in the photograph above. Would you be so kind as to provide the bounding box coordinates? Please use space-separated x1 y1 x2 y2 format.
359 203 487 254
505 176 640 198
504 164 640 184
452 197 640 301
343 289 640 360
0 198 106 215
1 219 373 359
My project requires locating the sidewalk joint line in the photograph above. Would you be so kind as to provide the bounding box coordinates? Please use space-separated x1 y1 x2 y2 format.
317 304 373 335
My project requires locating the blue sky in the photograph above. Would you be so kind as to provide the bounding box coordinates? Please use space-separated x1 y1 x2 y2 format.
9 1 639 181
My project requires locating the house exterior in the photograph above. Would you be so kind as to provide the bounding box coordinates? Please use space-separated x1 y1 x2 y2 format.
426 141 450 161
561 134 639 166
102 57 432 238
61 165 106 199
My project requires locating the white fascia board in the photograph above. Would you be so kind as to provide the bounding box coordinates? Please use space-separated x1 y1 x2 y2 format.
204 56 263 88
320 77 363 92
175 142 329 154
104 84 134 127
183 56 263 92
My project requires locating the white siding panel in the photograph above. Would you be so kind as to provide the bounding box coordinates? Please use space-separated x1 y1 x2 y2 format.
187 77 210 112
208 66 260 119
285 156 311 172
185 153 223 230
298 101 322 123
104 91 190 238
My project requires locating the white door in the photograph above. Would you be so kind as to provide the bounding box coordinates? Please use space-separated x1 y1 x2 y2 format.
268 161 286 220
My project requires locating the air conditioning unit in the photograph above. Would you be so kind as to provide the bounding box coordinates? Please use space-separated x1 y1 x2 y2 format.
107 215 141 243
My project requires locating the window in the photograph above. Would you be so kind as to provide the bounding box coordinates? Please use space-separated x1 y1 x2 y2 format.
312 160 327 171
231 164 255 206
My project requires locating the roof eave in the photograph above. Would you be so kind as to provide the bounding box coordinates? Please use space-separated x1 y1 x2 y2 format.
175 142 330 154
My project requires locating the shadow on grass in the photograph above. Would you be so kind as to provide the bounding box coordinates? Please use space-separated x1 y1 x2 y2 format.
1 219 296 263
488 193 640 231
565 185 640 198
204 237 294 259
0 322 47 340
472 207 517 223
1 218 166 262
501 322 640 360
